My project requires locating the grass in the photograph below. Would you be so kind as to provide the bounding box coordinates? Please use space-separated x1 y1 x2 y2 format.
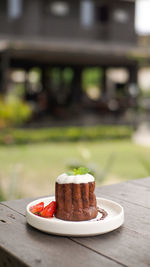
0 140 149 200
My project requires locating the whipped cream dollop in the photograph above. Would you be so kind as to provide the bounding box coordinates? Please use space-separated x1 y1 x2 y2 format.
56 173 95 184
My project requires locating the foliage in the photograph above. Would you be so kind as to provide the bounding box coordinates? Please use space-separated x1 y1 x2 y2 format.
82 67 103 90
0 125 133 145
0 94 32 128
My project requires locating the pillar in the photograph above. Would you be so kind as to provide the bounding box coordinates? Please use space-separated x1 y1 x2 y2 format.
128 64 139 97
70 66 83 104
0 51 10 95
101 67 107 99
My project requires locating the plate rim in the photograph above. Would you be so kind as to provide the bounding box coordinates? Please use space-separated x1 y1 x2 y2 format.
26 196 124 223
26 196 124 236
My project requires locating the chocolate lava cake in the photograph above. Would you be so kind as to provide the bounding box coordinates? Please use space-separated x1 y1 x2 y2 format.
55 172 98 221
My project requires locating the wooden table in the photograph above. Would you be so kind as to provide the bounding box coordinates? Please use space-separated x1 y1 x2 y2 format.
0 178 150 267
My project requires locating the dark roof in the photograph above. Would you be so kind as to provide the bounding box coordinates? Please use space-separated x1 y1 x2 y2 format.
0 37 149 67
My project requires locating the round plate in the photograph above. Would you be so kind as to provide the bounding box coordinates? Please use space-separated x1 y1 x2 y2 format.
26 197 124 236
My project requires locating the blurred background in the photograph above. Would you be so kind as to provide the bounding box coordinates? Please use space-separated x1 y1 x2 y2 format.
0 0 150 201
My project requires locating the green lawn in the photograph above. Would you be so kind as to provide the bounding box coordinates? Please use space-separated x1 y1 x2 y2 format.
0 140 149 200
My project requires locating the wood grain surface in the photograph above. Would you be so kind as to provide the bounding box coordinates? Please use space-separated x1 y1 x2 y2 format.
0 178 150 267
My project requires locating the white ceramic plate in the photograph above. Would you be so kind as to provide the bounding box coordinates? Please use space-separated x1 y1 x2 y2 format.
26 197 124 236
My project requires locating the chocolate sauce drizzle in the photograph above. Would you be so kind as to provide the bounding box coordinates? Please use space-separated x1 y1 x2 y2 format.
96 207 108 221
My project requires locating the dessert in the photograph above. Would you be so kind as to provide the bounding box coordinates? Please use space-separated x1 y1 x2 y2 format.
55 168 98 221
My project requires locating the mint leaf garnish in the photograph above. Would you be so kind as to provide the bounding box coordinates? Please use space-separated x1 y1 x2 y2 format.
66 167 90 176
73 167 90 175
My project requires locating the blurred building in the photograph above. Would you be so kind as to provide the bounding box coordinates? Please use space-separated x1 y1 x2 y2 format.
0 0 146 118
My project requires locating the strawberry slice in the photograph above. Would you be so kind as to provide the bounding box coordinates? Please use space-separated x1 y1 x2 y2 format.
40 201 56 218
30 202 44 215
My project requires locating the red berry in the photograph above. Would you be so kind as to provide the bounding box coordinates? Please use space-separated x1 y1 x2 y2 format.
40 201 56 218
30 202 44 215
